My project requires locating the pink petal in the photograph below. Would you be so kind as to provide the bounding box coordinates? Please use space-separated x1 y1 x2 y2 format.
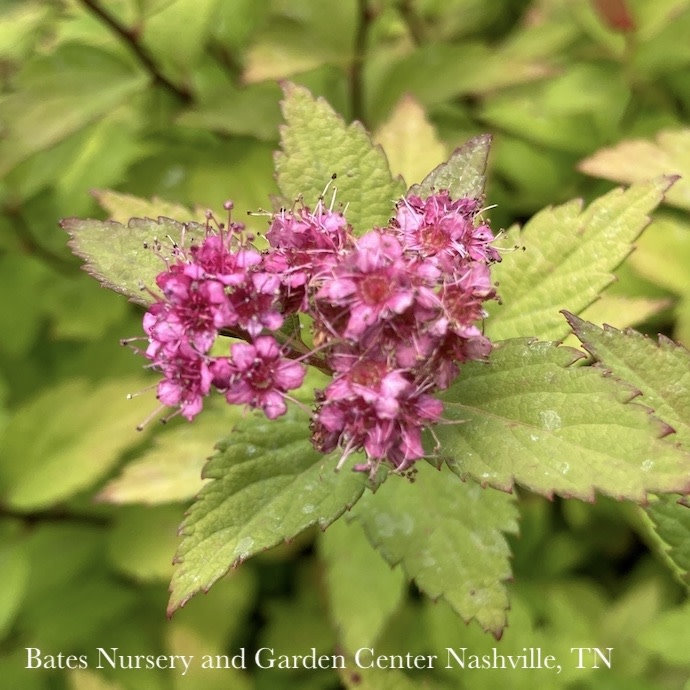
344 305 376 338
225 380 253 405
380 371 410 399
261 391 287 419
317 277 356 302
276 360 306 390
317 404 346 432
386 291 414 314
230 342 257 371
157 380 182 406
181 396 203 420
253 335 280 360
253 272 281 294
375 397 400 419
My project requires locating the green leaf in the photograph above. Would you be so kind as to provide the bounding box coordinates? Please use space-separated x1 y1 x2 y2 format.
22 525 138 650
168 408 368 613
627 211 690 296
595 577 665 677
3 110 136 208
0 43 147 177
579 130 690 211
274 83 405 234
350 465 518 636
0 377 155 510
176 81 282 142
108 505 184 582
141 0 221 72
479 64 629 154
0 4 52 63
0 538 28 638
97 405 237 505
120 135 276 218
366 42 552 126
170 566 256 655
565 314 690 444
242 0 356 83
565 314 690 584
373 95 447 188
437 338 690 501
641 496 690 587
675 296 690 347
91 189 196 224
632 0 690 41
633 7 690 79
561 294 671 349
339 667 420 690
320 517 406 653
68 669 126 690
209 0 270 53
0 253 52 356
408 133 491 200
577 294 671 331
636 599 690 666
426 586 603 688
42 273 129 341
166 626 252 690
62 216 206 305
24 524 103 595
257 563 337 663
52 108 145 216
135 0 178 16
486 177 675 342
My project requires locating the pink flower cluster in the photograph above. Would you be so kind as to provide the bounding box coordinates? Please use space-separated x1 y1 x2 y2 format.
135 190 499 474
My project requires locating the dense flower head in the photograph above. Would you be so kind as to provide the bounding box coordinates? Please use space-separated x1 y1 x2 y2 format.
131 189 500 475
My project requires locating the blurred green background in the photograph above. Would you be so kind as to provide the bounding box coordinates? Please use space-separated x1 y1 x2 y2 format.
1 0 690 688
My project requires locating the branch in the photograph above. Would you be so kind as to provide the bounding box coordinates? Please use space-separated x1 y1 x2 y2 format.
3 203 75 276
349 0 374 125
396 0 425 45
79 0 193 104
0 504 111 527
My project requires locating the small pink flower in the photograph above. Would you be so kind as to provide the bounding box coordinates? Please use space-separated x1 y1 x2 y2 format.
223 336 306 419
440 263 495 336
191 233 262 285
393 191 499 271
312 356 444 471
223 277 284 338
155 350 213 421
144 274 225 356
267 202 349 254
316 231 415 339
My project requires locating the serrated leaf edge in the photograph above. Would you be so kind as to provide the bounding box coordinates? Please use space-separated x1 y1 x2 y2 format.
408 133 492 198
444 336 690 502
61 215 205 305
274 81 404 206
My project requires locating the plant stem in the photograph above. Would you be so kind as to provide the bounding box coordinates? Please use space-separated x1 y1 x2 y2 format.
397 0 425 45
350 0 372 125
0 505 111 527
3 203 75 276
79 0 193 104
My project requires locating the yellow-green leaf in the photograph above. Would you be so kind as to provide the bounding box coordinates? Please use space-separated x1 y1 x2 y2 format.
373 95 447 188
487 177 674 341
579 130 690 211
